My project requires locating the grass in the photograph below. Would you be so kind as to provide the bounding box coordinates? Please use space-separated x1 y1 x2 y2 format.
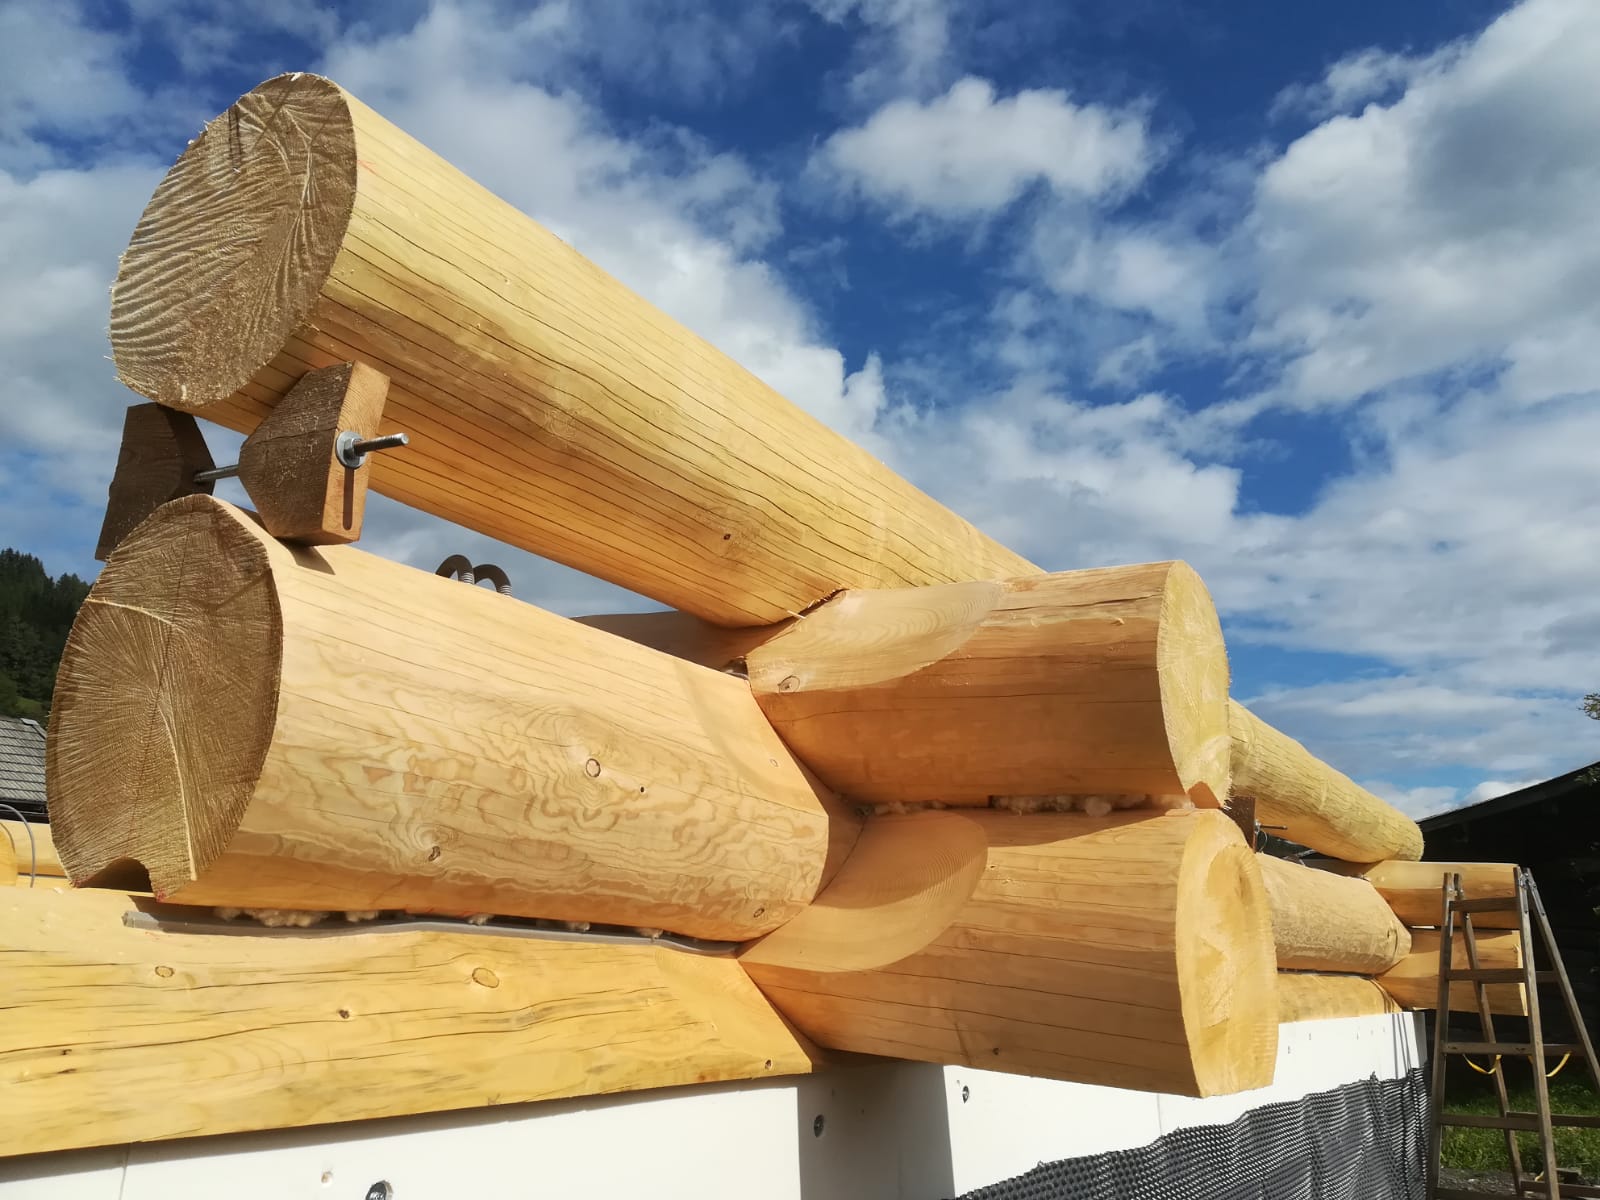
1440 1055 1600 1181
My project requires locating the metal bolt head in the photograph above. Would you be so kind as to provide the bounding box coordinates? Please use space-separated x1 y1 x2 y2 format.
365 1183 393 1200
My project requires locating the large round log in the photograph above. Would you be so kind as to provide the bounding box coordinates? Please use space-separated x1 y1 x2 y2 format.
742 808 1278 1098
744 563 1232 807
108 73 1032 627
48 496 851 941
1229 701 1423 861
1257 854 1410 974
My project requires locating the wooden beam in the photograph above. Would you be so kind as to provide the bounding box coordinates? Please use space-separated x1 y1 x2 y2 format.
108 73 1033 627
0 886 814 1157
742 808 1279 1098
1 820 63 879
744 564 1232 808
1378 929 1527 1015
49 496 855 941
1258 854 1411 974
95 403 214 561
0 832 13 888
1277 973 1401 1023
1229 701 1423 862
235 360 391 544
1317 860 1520 930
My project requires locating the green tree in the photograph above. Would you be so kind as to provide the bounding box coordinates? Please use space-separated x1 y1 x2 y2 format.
0 549 91 718
1586 693 1600 721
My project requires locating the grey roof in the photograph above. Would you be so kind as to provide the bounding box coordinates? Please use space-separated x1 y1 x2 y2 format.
0 716 47 819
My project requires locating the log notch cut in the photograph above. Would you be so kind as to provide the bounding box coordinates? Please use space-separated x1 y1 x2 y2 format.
48 496 854 941
0 886 814 1156
744 563 1232 808
1317 860 1520 930
108 73 1033 627
1378 929 1528 1016
1278 974 1400 1024
742 807 1278 1098
1257 854 1411 974
1229 701 1423 862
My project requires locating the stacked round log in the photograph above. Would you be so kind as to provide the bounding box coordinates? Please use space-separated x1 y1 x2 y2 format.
1256 855 1410 974
1379 929 1527 1016
744 563 1232 808
108 73 1032 628
48 497 852 941
1229 701 1423 861
741 807 1279 1098
1317 859 1519 929
1277 974 1399 1024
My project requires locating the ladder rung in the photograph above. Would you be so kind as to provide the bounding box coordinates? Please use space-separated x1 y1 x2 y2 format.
1443 1111 1600 1131
1440 1111 1541 1130
1451 896 1522 913
1442 1041 1588 1057
1444 969 1556 983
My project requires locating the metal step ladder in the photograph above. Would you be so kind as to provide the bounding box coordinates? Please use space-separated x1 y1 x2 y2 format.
1428 868 1600 1199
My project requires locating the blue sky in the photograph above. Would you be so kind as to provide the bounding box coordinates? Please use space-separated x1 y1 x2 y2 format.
1 0 1596 815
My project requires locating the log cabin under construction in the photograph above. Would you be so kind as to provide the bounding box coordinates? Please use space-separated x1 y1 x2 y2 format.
0 72 1544 1199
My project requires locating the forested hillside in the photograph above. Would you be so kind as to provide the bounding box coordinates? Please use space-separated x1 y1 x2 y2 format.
0 550 91 718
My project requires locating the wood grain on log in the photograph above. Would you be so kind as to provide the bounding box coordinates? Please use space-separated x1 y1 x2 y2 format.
1257 854 1411 973
109 73 1031 626
1229 701 1423 862
0 820 62 880
1318 859 1520 930
49 496 852 941
94 404 214 561
236 360 390 544
1277 974 1401 1023
744 563 1231 807
742 808 1278 1098
1378 929 1527 1015
0 887 813 1157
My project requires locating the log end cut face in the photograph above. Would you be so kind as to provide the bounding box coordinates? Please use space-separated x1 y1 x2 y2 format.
49 496 281 895
1157 561 1232 808
111 73 356 410
1173 812 1279 1095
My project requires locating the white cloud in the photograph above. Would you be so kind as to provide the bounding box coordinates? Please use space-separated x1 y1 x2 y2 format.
1249 0 1600 407
1361 780 1460 820
1270 46 1449 122
819 77 1152 218
809 0 952 103
1462 777 1543 805
0 0 140 168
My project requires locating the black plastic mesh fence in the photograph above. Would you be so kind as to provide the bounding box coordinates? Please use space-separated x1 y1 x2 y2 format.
957 1067 1428 1200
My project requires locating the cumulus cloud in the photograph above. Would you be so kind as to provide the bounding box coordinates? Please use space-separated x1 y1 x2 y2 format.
1249 0 1600 407
818 76 1152 217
